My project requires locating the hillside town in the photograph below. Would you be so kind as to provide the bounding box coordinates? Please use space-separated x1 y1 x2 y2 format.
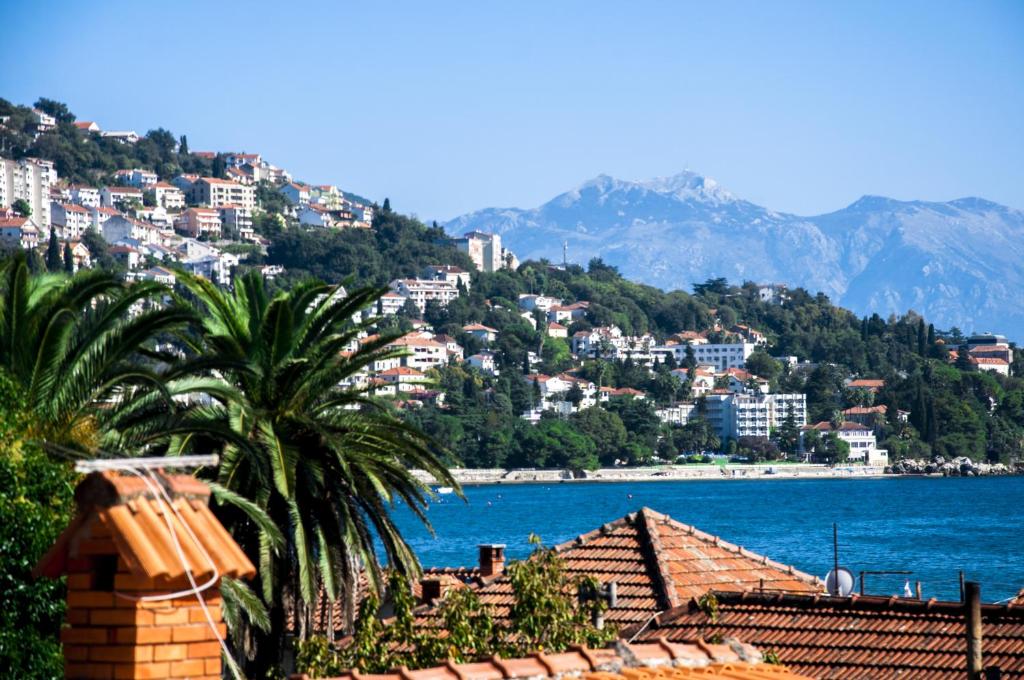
0 104 1018 472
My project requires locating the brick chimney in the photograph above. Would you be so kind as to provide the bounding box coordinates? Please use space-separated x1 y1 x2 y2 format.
34 470 256 680
478 544 506 578
419 577 445 604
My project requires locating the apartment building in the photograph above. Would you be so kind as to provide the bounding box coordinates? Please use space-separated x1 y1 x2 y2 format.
174 207 222 238
660 341 757 371
51 202 92 240
388 333 447 370
702 392 807 443
388 278 459 313
279 182 310 207
0 156 56 228
100 186 144 209
217 205 254 241
69 185 101 208
149 182 185 211
192 177 256 210
454 230 514 273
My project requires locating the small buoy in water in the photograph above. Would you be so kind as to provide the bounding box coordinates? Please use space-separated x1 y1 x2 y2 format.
487 501 492 507
627 493 633 500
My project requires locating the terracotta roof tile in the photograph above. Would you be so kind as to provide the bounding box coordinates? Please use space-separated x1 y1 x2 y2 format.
409 509 821 635
294 640 809 680
35 470 255 582
630 590 1024 679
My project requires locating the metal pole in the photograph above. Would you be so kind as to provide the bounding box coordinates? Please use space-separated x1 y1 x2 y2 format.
859 571 865 595
833 523 839 583
965 581 983 680
960 571 966 602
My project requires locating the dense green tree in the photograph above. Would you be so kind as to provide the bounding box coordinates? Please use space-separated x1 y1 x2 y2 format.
45 228 62 271
11 198 31 217
569 407 628 465
176 271 459 674
62 242 74 273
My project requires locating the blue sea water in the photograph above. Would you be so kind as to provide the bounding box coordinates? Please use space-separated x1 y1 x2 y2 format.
391 476 1024 603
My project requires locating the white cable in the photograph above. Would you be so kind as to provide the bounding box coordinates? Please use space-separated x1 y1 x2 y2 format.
107 465 244 680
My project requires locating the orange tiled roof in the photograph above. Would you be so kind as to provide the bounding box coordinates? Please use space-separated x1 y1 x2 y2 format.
296 639 810 680
841 405 887 416
630 590 1024 679
848 378 885 389
411 508 821 633
35 470 255 582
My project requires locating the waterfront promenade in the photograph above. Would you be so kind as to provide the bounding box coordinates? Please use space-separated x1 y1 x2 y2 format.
413 463 887 485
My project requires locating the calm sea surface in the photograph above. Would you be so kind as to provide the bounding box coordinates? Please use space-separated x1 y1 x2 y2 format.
392 476 1024 603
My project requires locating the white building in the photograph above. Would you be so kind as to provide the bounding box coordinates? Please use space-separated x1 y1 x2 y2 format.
463 323 498 343
116 169 158 188
69 185 101 208
801 421 888 466
387 333 448 370
0 157 56 228
423 264 471 290
101 186 144 209
149 183 186 211
0 215 40 250
51 202 92 240
217 205 254 241
388 279 459 313
378 292 408 316
192 177 256 211
455 230 514 273
660 341 757 371
100 130 140 144
518 294 562 312
703 392 807 443
655 402 699 427
467 351 498 375
279 182 310 207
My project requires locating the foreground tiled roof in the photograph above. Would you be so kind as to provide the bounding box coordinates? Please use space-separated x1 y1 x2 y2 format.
413 508 821 632
35 470 255 582
629 590 1024 679
295 639 810 680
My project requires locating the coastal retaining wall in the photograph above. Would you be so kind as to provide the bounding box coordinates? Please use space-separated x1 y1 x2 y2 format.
413 464 886 485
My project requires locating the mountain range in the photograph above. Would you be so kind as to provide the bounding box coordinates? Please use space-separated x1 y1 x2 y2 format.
445 171 1024 340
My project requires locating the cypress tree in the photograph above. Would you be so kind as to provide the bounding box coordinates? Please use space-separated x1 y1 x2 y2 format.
179 134 189 155
63 242 74 272
917 320 926 355
46 228 62 271
382 197 392 212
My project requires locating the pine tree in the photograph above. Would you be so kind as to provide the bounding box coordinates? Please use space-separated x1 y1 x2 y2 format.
955 345 973 372
45 228 62 272
926 398 938 444
63 242 74 272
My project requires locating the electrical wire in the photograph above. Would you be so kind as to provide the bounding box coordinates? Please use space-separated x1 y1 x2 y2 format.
108 464 244 680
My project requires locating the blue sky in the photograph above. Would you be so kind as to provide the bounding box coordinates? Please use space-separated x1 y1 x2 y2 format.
2 1 1022 220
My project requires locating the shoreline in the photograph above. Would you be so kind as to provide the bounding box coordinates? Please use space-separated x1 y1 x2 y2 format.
416 464 894 486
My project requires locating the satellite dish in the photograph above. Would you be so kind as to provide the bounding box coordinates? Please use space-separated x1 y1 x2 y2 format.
825 567 855 596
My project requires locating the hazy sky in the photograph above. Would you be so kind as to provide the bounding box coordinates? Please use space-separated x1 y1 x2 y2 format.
3 1 1022 220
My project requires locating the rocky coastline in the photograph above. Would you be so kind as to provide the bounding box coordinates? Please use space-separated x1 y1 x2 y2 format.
887 456 1018 477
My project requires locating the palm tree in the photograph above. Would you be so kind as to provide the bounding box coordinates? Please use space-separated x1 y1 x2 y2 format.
175 270 458 672
0 253 192 452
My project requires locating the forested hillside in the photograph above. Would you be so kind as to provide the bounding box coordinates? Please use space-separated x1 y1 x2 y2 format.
257 210 1024 469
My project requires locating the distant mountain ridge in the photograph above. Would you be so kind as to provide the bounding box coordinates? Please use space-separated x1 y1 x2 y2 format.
446 171 1024 340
